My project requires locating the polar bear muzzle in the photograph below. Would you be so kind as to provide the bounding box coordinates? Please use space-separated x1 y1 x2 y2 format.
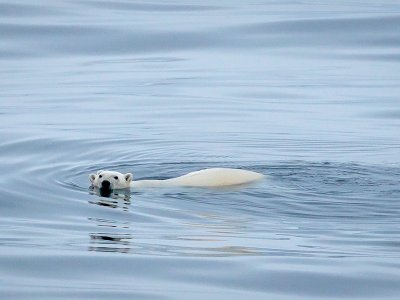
99 180 113 197
101 180 111 189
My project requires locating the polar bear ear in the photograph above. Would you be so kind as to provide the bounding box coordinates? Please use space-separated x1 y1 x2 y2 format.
96 170 104 175
124 173 133 183
89 174 96 183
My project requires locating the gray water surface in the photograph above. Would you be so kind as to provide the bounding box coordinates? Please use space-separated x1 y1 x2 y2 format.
1 1 400 299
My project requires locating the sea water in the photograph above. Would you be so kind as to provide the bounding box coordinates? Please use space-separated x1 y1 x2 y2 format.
1 1 400 299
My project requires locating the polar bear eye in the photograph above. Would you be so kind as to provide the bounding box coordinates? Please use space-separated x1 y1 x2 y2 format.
99 175 102 178
114 176 119 180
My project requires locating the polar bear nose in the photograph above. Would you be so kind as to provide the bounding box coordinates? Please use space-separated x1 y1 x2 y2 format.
101 180 111 189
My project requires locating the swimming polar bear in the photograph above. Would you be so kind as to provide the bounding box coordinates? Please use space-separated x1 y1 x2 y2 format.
89 168 264 192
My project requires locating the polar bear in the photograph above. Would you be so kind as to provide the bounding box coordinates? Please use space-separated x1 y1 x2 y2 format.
89 168 263 192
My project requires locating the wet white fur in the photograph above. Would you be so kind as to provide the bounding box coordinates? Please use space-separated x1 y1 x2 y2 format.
89 168 263 189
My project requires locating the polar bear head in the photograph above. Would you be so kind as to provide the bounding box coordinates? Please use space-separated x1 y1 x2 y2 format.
89 170 132 191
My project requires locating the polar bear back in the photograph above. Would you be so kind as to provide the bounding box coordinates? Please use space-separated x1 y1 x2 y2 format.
163 168 263 187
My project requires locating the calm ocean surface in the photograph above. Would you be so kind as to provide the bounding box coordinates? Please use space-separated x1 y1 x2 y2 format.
1 1 400 299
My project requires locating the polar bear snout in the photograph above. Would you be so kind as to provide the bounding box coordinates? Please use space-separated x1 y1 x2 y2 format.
101 180 111 189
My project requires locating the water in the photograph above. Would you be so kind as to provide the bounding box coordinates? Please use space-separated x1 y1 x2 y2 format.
1 1 400 299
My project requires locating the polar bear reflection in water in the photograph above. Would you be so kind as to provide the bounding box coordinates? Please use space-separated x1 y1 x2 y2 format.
89 168 264 197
